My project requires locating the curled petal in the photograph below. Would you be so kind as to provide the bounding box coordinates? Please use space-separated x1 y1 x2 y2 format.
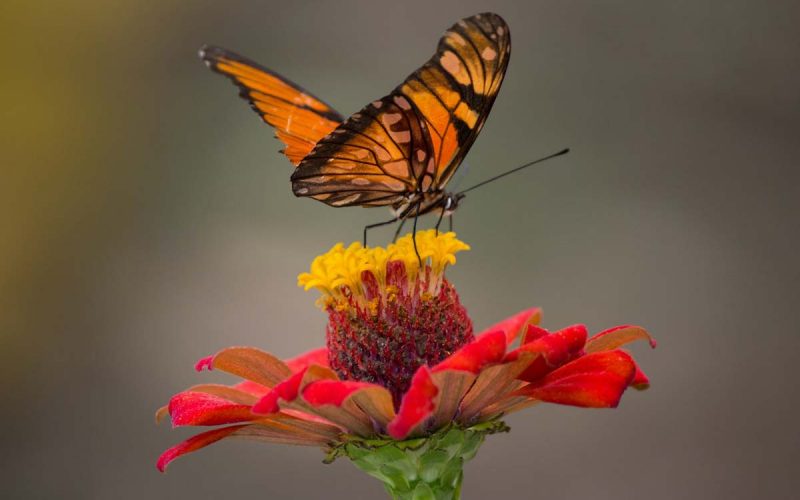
520 350 636 408
157 425 245 472
433 330 506 374
156 418 340 472
585 325 656 353
479 307 542 343
169 391 254 427
155 405 169 424
194 355 214 372
507 324 588 382
387 366 438 440
285 347 329 373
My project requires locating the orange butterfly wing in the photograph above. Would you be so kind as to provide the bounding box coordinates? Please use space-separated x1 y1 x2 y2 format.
291 94 432 207
291 12 510 207
400 13 511 188
200 45 344 165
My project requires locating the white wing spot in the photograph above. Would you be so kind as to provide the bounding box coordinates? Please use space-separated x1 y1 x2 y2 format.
382 113 403 126
352 177 371 186
440 51 461 76
383 160 409 177
481 47 497 61
332 193 361 206
416 149 426 162
390 130 411 143
450 33 468 46
393 96 412 110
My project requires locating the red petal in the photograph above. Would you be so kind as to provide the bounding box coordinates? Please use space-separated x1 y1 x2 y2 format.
300 380 379 436
585 325 656 353
302 380 375 407
195 355 214 372
252 367 308 414
157 425 245 472
507 324 588 382
631 363 650 390
387 366 438 440
522 350 636 408
432 330 506 374
521 324 549 345
479 307 542 343
285 347 329 373
302 382 395 429
169 391 254 427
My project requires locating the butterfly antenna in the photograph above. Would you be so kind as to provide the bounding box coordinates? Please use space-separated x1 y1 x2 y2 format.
457 148 570 195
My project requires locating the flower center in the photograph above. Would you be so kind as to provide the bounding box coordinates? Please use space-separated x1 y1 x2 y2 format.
299 230 474 407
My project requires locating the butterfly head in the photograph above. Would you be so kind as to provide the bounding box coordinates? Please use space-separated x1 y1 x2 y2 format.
443 192 466 215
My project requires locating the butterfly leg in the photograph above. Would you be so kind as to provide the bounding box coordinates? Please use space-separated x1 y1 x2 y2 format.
363 217 399 246
434 208 446 236
392 218 408 242
412 202 422 265
448 214 454 232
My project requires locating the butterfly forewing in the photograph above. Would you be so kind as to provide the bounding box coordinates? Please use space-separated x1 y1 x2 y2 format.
290 12 510 208
200 45 344 165
399 13 511 188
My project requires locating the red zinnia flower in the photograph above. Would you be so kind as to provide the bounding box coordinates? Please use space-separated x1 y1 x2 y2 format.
157 231 654 497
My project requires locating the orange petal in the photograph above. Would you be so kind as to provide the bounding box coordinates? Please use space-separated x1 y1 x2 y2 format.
184 383 259 404
585 325 656 353
457 354 534 422
205 346 293 387
156 420 337 472
430 370 476 428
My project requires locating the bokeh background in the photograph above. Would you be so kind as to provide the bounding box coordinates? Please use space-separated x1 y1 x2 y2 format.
3 0 799 498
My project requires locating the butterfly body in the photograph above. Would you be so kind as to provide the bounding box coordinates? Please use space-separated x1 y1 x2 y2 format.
201 12 510 240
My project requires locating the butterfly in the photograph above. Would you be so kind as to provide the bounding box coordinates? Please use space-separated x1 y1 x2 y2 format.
200 13 512 244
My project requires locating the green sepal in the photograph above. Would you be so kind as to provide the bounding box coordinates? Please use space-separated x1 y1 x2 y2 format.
324 420 510 500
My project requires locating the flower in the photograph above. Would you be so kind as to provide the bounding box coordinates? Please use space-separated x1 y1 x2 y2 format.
156 231 655 496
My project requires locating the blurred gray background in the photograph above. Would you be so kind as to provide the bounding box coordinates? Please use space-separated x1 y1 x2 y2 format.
2 0 799 498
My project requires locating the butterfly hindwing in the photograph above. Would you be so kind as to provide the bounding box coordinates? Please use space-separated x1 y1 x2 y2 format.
290 12 510 208
291 94 433 207
200 45 345 165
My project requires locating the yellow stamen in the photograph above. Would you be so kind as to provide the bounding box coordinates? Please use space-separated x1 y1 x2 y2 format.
298 230 470 305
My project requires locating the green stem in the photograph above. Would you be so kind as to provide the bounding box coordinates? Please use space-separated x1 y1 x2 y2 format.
326 421 509 500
